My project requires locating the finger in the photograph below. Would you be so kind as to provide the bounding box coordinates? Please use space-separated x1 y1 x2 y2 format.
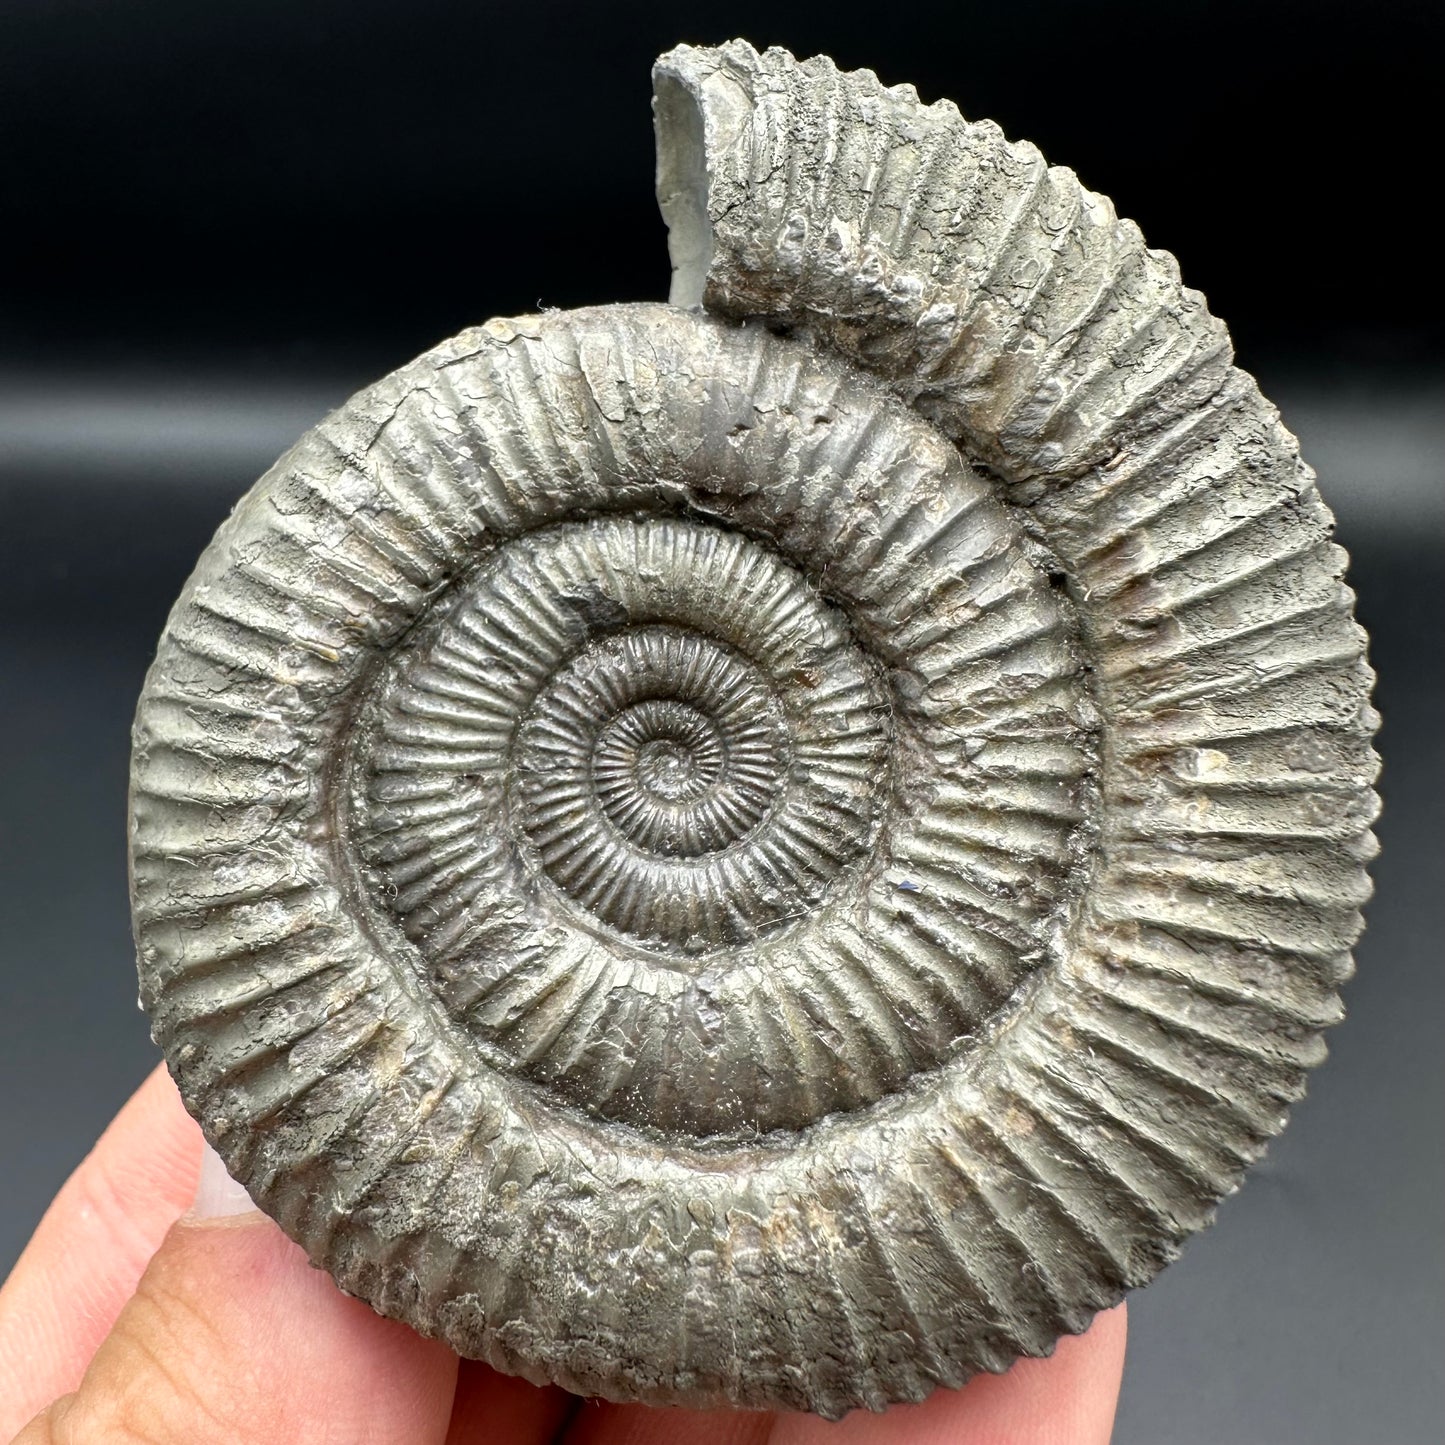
770 1303 1127 1445
563 1399 773 1445
0 1062 203 1436
12 1145 458 1445
444 1359 578 1444
544 1302 1125 1445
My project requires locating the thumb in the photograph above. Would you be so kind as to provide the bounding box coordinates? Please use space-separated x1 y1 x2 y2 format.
13 1145 457 1445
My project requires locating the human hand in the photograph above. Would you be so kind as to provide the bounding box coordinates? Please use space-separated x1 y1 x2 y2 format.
0 1065 1125 1443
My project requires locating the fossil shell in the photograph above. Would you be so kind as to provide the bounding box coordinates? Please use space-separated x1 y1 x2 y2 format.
130 41 1378 1418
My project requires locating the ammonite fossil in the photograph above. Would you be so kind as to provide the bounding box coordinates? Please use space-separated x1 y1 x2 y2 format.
129 40 1379 1417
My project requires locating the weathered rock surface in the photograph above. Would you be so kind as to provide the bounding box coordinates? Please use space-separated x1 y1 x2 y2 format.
130 41 1378 1417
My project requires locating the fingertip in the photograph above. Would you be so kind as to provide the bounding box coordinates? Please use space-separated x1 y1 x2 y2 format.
3 1063 458 1444
444 1359 578 1444
60 1208 457 1442
771 1303 1128 1445
0 1061 205 1437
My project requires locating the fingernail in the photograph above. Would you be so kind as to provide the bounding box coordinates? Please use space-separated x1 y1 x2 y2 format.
189 1142 260 1220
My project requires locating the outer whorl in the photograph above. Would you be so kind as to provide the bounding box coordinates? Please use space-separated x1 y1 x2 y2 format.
130 41 1378 1419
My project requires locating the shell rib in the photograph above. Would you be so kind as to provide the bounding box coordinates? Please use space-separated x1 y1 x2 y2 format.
129 41 1378 1419
651 24 1379 1378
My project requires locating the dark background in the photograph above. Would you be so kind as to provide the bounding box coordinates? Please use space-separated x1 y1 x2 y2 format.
2 2 1440 1440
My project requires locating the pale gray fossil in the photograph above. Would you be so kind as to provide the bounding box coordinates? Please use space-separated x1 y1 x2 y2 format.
129 39 1379 1417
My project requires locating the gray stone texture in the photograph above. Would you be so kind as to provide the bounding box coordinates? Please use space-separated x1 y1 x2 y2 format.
129 41 1378 1417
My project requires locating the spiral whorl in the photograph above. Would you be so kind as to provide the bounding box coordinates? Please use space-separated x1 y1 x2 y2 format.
362 516 888 967
315 327 1090 1140
128 41 1378 1420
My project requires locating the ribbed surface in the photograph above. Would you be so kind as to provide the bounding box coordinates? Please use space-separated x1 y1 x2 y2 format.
364 518 886 956
132 303 1099 1413
651 33 1380 1407
128 41 1377 1418
655 41 1232 485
